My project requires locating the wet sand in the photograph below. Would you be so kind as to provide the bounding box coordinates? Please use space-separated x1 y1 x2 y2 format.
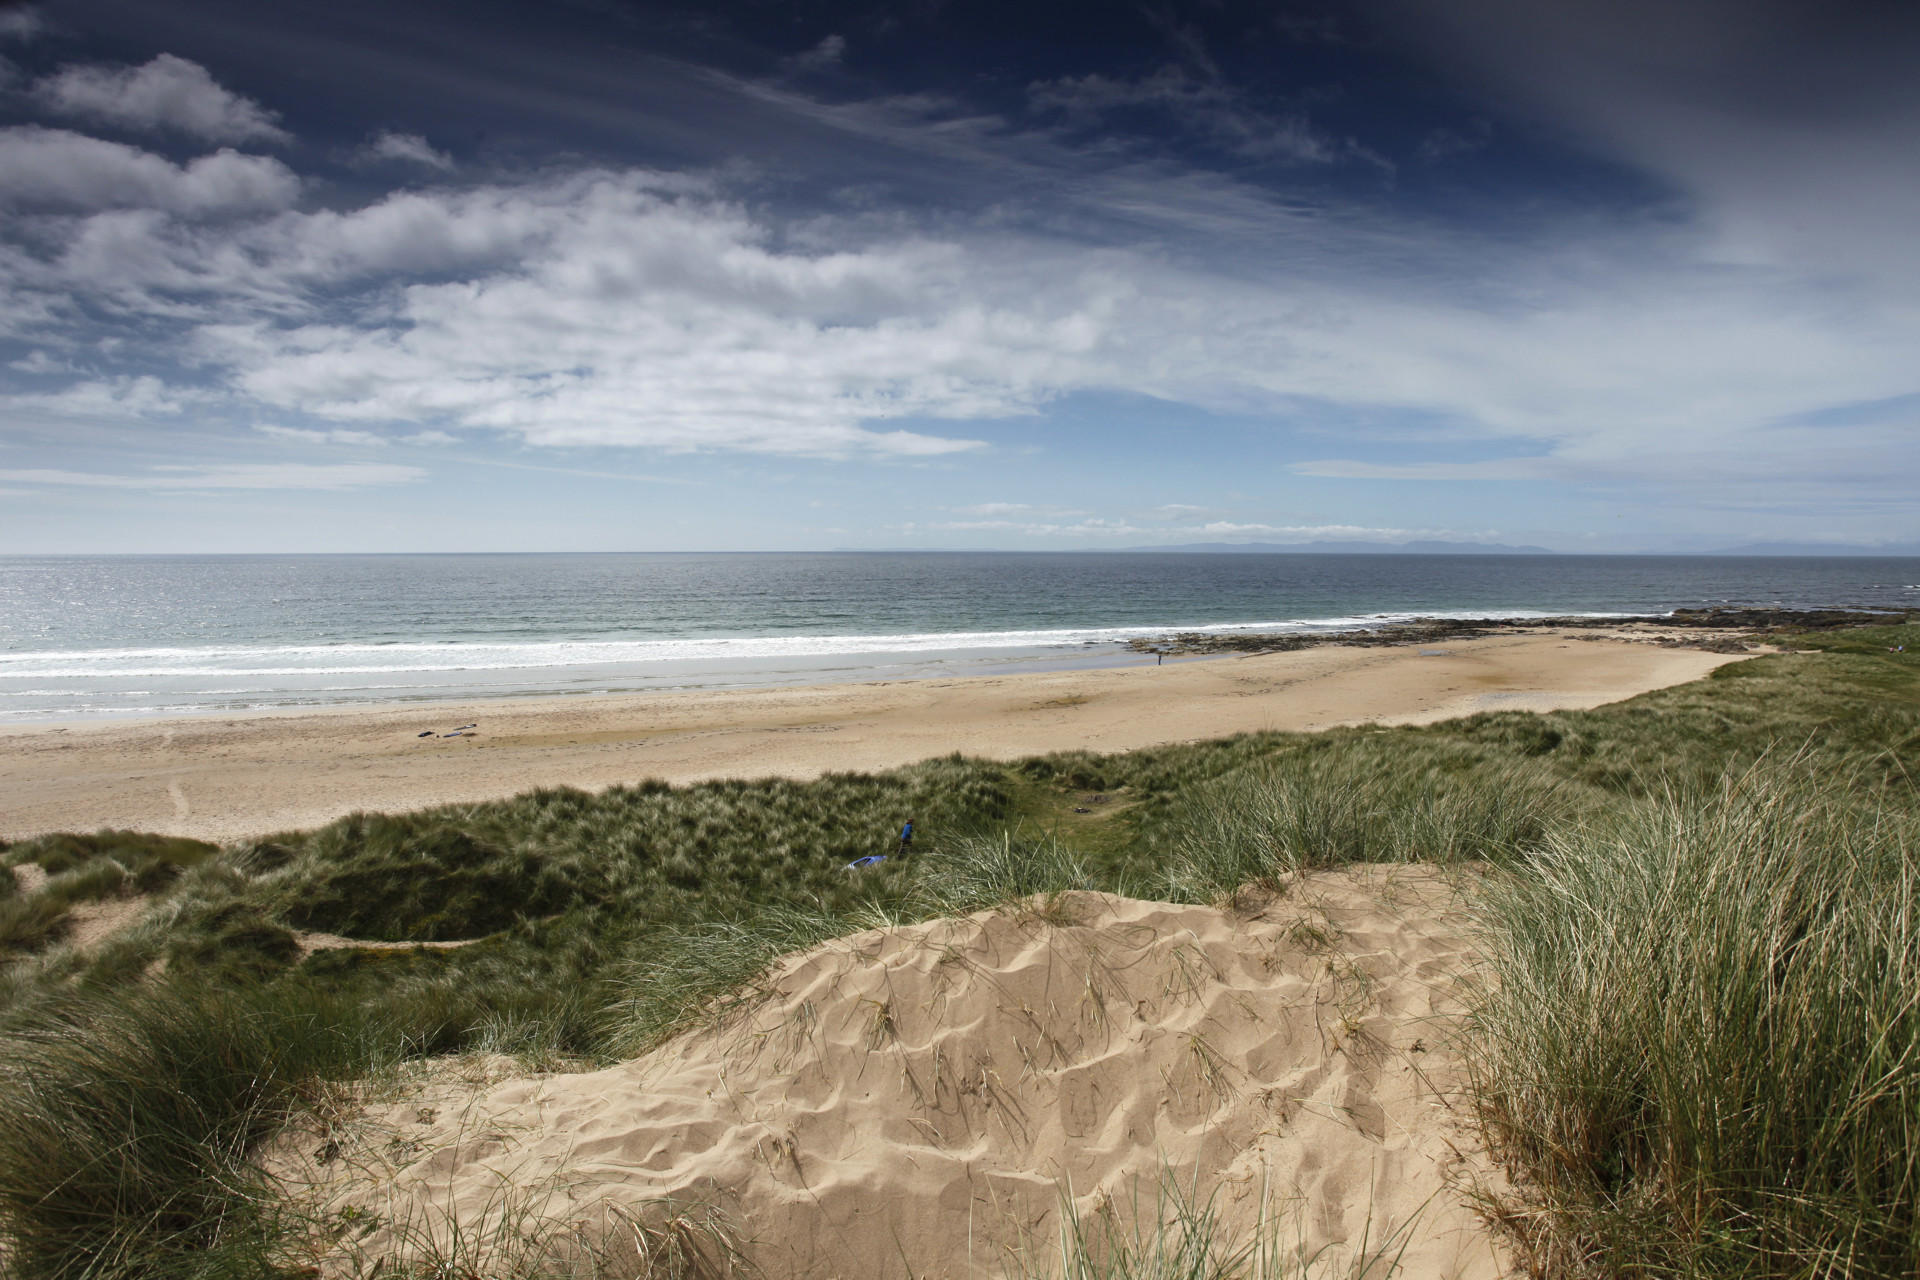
0 632 1746 843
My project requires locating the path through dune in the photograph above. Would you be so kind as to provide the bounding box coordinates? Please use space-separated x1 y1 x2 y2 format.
269 866 1507 1279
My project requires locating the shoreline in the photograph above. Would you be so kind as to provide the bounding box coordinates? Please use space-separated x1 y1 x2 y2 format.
6 605 1878 729
0 628 1753 843
0 643 1170 730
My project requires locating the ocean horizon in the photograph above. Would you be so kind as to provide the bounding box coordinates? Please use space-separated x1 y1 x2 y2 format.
4 551 1916 723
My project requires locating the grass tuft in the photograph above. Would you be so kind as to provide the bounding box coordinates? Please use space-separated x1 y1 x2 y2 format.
0 981 391 1280
1151 739 1577 903
1025 1170 1419 1280
913 830 1091 914
0 893 71 957
1467 764 1920 1277
7 829 220 892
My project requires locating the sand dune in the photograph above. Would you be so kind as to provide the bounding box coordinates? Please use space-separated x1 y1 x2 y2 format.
1 632 1742 843
268 866 1509 1279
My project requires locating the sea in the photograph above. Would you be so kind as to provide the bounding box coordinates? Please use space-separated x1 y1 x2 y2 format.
2 553 1916 723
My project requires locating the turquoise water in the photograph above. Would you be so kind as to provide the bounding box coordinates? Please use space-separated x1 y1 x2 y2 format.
2 552 1914 720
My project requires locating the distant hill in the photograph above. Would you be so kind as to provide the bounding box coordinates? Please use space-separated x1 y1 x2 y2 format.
1701 542 1920 557
1124 539 1556 555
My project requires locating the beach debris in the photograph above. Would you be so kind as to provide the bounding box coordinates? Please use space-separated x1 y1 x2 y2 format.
845 855 887 871
416 731 433 737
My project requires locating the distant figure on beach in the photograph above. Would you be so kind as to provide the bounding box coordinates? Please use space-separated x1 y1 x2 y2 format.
899 818 914 853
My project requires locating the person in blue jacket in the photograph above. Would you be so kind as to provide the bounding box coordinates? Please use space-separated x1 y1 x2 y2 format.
898 818 914 853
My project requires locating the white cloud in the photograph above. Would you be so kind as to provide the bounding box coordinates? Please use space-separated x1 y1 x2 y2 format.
35 54 289 144
354 131 455 171
0 463 424 490
256 424 388 445
9 350 71 373
0 127 299 213
2 374 195 417
1 129 1914 498
182 173 1107 455
917 517 1144 536
948 501 1087 517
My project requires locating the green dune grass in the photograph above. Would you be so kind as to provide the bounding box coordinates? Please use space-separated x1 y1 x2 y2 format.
0 622 1913 1278
1470 768 1919 1277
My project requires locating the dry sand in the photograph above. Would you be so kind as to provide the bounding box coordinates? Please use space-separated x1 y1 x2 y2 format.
267 866 1508 1280
1 633 1743 843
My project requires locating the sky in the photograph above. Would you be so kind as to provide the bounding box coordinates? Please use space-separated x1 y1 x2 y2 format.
0 0 1916 554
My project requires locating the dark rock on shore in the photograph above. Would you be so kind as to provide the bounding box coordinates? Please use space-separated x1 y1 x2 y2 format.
1662 607 1917 631
1125 608 1917 658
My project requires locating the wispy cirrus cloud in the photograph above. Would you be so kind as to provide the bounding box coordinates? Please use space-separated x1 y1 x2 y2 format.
0 463 425 490
1028 67 1350 163
1290 458 1563 481
256 424 389 446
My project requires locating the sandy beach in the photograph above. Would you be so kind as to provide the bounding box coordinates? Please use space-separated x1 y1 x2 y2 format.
0 631 1744 844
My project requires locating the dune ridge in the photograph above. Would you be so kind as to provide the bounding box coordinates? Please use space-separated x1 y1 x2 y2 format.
268 866 1507 1279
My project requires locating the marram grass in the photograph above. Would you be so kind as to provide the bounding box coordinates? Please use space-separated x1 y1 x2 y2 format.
0 630 1912 1278
1148 736 1585 902
1019 1169 1421 1280
1466 765 1920 1278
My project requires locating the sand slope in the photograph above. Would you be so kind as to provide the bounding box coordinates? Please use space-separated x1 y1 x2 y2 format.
270 866 1507 1279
